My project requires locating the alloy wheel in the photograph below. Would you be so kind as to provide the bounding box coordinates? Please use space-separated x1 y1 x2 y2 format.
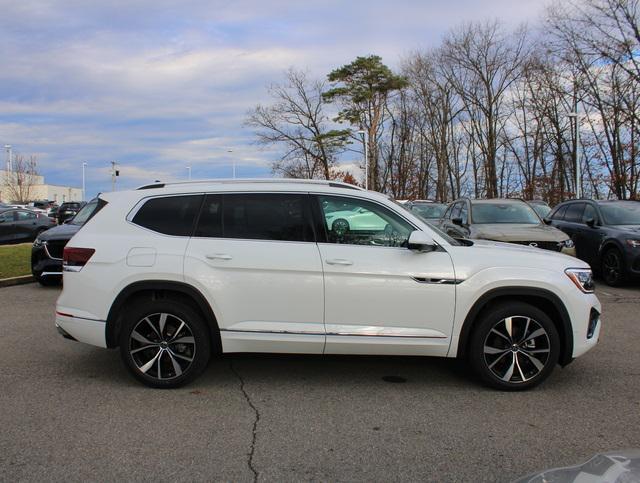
128 313 196 380
603 250 622 285
483 315 551 384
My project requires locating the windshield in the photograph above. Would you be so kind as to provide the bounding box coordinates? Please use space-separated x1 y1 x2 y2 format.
531 204 551 218
599 202 640 225
472 202 541 224
412 204 447 219
70 199 98 225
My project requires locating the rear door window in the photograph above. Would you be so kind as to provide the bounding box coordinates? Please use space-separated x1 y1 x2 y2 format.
132 195 203 236
222 193 314 242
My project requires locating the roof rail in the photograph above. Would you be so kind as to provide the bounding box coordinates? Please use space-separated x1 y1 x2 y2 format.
136 178 365 191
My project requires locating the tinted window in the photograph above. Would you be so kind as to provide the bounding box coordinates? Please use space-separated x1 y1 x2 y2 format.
0 211 13 222
319 195 413 247
223 193 313 242
133 195 203 236
16 211 36 221
564 203 585 223
194 194 223 238
582 204 597 224
551 204 569 221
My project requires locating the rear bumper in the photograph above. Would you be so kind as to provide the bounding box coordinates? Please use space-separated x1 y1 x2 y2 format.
55 311 107 348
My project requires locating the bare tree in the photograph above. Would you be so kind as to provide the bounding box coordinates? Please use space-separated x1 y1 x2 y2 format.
441 20 529 198
2 155 39 203
246 69 349 179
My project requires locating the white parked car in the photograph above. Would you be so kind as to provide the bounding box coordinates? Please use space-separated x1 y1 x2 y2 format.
55 179 601 389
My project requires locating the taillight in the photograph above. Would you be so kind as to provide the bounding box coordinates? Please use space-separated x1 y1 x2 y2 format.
63 247 95 272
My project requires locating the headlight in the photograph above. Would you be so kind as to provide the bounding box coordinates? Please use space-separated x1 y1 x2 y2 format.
626 239 640 248
560 239 574 249
565 268 595 293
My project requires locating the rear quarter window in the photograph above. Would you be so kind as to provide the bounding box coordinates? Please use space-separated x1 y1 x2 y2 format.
132 195 203 236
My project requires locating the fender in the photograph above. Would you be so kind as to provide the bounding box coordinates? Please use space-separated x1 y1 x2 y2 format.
105 280 220 349
599 237 625 257
456 286 574 366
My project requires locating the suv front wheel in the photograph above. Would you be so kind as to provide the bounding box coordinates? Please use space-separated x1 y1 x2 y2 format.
119 299 211 388
468 302 560 390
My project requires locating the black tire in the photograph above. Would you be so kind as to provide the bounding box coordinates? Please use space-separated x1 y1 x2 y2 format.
37 274 61 286
332 218 350 236
468 302 560 391
601 247 626 287
119 299 212 388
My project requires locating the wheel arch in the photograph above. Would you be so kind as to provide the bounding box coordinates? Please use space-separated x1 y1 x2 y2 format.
105 280 221 351
599 238 625 257
457 286 574 366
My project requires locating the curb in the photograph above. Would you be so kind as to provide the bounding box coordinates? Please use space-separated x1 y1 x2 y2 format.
0 275 35 288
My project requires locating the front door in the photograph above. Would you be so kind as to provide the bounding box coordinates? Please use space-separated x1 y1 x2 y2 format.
314 194 456 356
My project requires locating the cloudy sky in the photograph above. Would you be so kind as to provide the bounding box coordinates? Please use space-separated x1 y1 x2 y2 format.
0 0 548 199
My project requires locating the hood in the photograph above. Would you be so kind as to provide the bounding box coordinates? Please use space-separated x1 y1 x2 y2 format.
38 223 82 241
472 223 568 242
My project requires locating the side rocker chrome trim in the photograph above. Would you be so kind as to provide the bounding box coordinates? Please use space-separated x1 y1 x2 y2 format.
220 328 446 339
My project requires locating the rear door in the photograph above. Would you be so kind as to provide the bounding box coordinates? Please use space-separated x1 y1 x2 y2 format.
185 192 325 354
314 194 456 357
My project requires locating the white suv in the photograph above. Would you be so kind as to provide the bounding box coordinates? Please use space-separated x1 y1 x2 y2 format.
55 179 601 390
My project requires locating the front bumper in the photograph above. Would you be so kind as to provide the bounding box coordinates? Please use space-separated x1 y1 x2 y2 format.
570 294 601 359
55 311 107 348
31 244 63 278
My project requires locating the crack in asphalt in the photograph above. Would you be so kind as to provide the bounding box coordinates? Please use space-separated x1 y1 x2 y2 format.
229 358 260 483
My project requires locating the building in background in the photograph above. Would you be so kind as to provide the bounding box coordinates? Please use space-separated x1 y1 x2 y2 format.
0 169 82 204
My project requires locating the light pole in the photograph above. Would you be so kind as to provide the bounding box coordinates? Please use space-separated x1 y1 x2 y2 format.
567 112 581 198
82 162 87 201
187 165 192 180
111 161 118 191
228 150 235 179
357 130 368 190
4 144 12 172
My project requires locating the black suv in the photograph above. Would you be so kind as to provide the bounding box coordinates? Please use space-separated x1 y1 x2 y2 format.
31 198 101 285
547 200 640 286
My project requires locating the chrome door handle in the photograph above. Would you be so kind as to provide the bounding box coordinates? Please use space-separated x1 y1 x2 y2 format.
205 254 232 261
325 258 353 266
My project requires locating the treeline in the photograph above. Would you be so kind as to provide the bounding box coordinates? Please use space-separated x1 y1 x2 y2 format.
247 0 640 202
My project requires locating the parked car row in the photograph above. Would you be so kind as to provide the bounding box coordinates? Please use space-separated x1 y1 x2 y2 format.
402 196 639 286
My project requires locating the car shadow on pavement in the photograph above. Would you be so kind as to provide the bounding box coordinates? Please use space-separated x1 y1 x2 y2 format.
58 347 475 390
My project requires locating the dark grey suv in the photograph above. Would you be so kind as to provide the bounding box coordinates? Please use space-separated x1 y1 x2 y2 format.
547 200 640 286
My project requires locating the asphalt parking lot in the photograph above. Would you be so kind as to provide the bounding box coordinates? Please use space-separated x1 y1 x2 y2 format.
1 283 639 482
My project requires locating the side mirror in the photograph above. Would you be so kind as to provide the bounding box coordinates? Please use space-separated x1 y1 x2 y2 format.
543 217 551 225
585 218 596 228
408 230 436 252
452 217 463 226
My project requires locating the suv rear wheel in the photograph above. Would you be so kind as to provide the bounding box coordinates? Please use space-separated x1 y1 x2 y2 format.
118 299 211 388
468 302 560 390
